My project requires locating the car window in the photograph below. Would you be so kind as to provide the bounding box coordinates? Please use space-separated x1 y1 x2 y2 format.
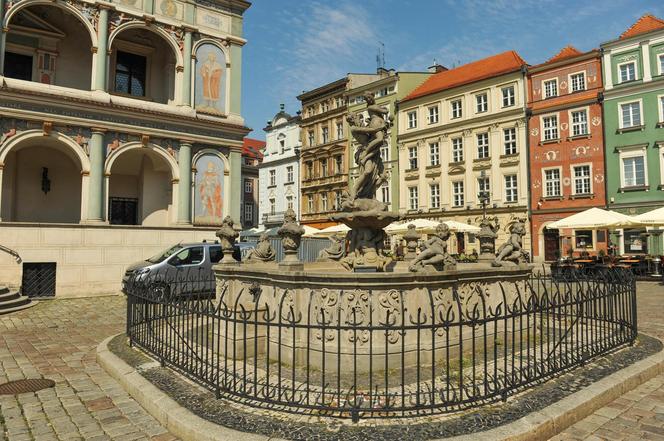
170 247 204 266
209 246 222 263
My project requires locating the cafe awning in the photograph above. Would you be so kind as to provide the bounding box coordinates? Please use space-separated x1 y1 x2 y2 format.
548 207 641 230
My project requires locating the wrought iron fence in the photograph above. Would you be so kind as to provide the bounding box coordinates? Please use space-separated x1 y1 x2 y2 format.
125 267 637 421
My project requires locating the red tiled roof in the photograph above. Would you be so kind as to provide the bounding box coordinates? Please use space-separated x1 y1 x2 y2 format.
620 14 664 40
403 51 526 102
546 46 583 63
242 137 265 162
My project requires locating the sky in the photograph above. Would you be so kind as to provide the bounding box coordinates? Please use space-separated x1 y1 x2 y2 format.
241 0 664 140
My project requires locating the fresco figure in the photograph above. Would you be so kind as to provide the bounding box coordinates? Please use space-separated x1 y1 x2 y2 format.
195 44 226 115
194 154 224 225
199 161 222 219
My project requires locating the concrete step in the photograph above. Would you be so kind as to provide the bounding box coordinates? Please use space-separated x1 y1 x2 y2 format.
0 294 31 310
0 291 20 302
0 285 9 295
0 301 35 315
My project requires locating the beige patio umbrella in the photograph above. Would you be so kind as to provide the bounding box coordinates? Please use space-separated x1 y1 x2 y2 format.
548 207 641 230
634 207 664 226
385 219 480 235
313 223 351 237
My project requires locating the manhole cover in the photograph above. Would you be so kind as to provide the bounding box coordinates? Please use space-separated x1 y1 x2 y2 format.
0 379 55 395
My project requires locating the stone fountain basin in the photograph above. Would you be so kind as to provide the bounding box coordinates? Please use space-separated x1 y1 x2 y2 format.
329 210 400 229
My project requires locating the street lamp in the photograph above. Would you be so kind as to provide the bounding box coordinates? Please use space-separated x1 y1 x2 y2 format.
477 170 496 261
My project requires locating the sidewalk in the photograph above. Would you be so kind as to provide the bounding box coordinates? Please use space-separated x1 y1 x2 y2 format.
0 296 177 441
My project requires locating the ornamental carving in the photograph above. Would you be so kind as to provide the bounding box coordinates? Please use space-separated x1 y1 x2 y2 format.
594 174 604 183
592 116 601 127
313 288 338 342
341 290 370 344
530 128 539 137
378 290 402 344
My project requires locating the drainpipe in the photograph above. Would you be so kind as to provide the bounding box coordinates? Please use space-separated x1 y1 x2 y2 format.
522 65 534 260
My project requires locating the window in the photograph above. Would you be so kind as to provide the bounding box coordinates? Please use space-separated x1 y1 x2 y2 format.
660 96 664 122
336 122 344 139
4 52 33 81
622 156 645 187
380 183 390 204
543 115 558 141
570 72 586 92
244 203 253 222
209 246 222 264
269 170 276 186
170 247 204 266
380 143 389 162
279 139 286 151
269 198 276 214
306 162 313 179
308 131 314 146
322 127 329 143
451 99 463 119
408 146 418 169
476 93 488 113
430 184 440 209
544 169 561 197
543 79 558 98
335 155 343 174
321 101 329 112
286 195 294 210
321 159 328 177
573 165 591 194
659 54 664 75
307 195 314 213
452 181 464 207
505 175 518 202
620 101 641 128
428 106 439 124
115 51 147 97
502 85 515 107
409 187 419 210
476 133 489 159
286 165 294 183
477 176 490 197
504 128 517 155
429 142 440 166
321 193 328 212
335 97 344 108
244 179 252 193
619 61 636 83
571 110 588 136
452 138 464 163
335 191 342 210
408 110 418 129
575 230 594 250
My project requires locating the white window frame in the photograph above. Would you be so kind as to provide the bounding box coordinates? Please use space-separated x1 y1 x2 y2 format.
451 98 463 119
658 53 664 76
269 169 276 186
429 142 440 166
452 181 465 207
569 107 589 137
617 99 643 129
541 113 559 141
244 179 253 193
321 193 328 212
477 175 490 198
286 165 294 183
321 126 329 143
336 122 344 139
475 92 488 113
543 78 558 98
657 94 664 123
335 155 343 174
504 174 518 203
503 127 517 155
427 105 439 124
542 167 562 197
476 132 490 159
452 137 464 163
568 71 586 93
571 163 593 195
380 182 391 204
617 60 638 83
429 183 440 209
408 186 419 210
659 143 664 187
244 202 253 222
408 146 418 169
618 146 648 188
307 195 314 213
501 85 515 107
308 130 315 146
407 110 418 129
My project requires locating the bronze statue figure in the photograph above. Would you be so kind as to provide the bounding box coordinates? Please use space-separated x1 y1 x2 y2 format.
409 223 456 272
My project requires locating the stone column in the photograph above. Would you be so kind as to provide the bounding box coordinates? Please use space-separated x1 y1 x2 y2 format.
229 150 242 225
177 141 192 224
182 28 193 106
93 7 110 91
87 129 106 222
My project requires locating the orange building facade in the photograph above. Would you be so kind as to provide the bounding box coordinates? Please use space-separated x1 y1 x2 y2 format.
527 47 607 261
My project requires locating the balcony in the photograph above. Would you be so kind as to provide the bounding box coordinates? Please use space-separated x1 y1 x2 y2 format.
262 211 286 225
301 173 348 189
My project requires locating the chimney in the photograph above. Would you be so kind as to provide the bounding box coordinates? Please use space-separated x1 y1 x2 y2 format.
377 67 389 76
428 63 447 73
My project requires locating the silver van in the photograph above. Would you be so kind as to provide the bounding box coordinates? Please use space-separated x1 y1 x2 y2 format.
121 241 252 297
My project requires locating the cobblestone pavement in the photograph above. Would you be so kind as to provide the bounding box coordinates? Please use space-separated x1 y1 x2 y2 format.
552 281 664 441
0 295 178 441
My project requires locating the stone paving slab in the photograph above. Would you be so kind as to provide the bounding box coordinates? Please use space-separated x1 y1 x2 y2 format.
0 296 178 441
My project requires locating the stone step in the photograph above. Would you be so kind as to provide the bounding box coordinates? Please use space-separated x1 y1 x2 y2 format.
0 291 20 302
0 301 35 316
0 285 9 295
0 294 31 310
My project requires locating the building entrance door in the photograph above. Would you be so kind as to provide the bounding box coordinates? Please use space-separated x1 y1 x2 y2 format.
544 228 560 261
456 232 465 254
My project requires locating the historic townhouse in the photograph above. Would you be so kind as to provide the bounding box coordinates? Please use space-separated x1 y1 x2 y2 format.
297 73 380 228
241 137 264 229
0 0 250 295
601 14 664 255
345 68 433 213
259 104 301 228
527 47 606 262
397 51 529 253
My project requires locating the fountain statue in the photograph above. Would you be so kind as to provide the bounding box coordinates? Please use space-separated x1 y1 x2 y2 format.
278 208 305 269
331 91 401 272
409 223 456 272
492 221 528 267
245 232 276 262
215 216 238 264
402 224 421 260
317 234 345 261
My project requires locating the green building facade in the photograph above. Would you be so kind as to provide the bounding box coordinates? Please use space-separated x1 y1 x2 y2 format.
345 69 432 212
601 16 664 255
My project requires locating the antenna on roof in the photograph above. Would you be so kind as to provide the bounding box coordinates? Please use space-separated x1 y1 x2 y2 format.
376 42 386 70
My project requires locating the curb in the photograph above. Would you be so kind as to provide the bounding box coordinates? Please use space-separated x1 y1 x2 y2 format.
96 334 285 441
98 333 664 441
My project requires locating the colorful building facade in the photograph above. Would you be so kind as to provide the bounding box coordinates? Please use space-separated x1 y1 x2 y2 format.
241 137 264 229
397 51 530 254
601 14 664 255
527 47 607 261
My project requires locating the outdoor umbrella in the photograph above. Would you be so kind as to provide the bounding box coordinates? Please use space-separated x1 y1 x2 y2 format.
385 218 440 234
634 206 664 226
442 220 481 233
260 225 321 237
548 207 641 230
313 223 351 237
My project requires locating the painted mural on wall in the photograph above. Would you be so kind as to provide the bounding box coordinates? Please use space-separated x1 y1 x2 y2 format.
194 44 226 116
194 154 224 225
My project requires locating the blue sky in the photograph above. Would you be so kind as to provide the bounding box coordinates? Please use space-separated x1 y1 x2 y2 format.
241 0 664 140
